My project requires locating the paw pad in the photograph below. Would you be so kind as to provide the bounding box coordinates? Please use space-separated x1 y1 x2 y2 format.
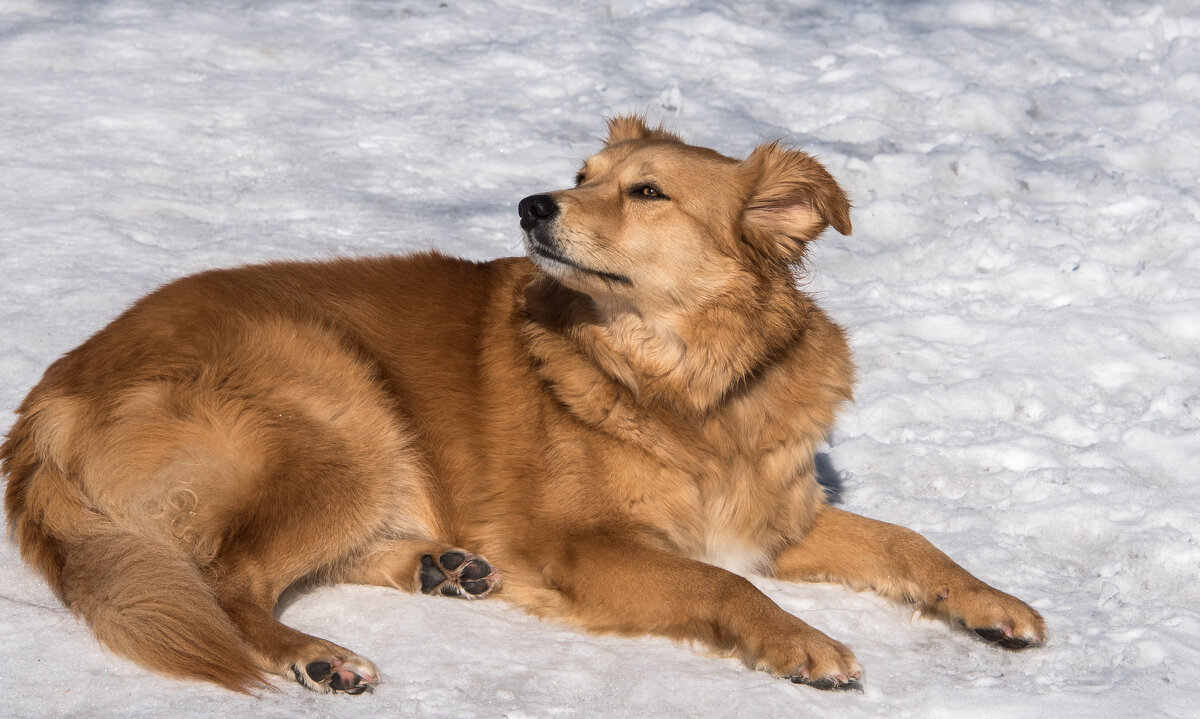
291 656 376 695
419 549 500 599
971 626 1037 650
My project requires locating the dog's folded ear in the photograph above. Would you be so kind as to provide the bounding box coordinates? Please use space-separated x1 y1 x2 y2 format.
740 142 851 262
605 115 682 146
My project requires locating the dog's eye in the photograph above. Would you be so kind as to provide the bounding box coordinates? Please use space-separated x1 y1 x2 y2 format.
630 184 668 200
574 172 586 187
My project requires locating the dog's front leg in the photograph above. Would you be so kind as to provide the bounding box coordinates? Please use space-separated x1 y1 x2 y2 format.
771 506 1047 648
539 529 861 689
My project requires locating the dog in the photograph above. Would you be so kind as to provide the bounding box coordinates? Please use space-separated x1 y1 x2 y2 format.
2 116 1046 694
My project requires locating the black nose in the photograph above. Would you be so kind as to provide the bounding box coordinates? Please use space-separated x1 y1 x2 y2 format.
518 194 559 231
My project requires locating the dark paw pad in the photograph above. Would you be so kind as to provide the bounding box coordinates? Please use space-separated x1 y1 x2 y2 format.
439 551 466 570
971 627 1034 650
461 559 490 580
418 549 500 599
305 661 332 682
291 657 377 695
792 675 863 691
420 554 448 593
462 579 491 595
330 669 366 693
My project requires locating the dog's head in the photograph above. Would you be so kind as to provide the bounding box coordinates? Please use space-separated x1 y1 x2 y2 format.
518 116 851 312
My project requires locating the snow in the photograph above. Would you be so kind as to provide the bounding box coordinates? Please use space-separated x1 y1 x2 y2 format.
1 0 1198 716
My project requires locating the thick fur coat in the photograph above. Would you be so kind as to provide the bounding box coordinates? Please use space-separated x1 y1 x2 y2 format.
2 117 1045 694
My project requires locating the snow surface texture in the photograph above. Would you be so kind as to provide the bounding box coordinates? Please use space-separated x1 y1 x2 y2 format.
1 1 1197 717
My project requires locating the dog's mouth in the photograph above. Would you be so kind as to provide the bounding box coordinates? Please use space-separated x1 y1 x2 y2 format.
526 235 632 287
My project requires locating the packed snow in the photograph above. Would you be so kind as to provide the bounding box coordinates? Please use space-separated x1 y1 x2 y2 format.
1 1 1198 717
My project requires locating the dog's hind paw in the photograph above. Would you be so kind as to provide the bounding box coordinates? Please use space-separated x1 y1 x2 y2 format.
291 655 378 695
419 550 501 598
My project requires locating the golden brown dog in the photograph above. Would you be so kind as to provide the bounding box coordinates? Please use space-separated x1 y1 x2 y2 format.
2 116 1045 694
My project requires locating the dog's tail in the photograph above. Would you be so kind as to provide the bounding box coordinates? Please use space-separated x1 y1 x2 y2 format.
2 412 268 693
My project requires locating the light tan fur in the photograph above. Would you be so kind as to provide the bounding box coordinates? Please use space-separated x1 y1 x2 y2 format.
2 117 1045 694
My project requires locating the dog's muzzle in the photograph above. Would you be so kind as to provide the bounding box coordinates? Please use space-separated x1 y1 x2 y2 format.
519 192 632 285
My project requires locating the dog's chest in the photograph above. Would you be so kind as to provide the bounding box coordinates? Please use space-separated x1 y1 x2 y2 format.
520 304 848 576
602 399 826 576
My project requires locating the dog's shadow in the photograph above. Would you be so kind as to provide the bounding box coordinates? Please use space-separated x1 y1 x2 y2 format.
815 452 848 505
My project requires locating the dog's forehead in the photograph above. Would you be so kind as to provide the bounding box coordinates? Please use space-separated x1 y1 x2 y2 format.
582 141 737 179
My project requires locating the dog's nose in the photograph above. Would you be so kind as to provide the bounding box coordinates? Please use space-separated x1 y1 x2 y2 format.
518 194 559 230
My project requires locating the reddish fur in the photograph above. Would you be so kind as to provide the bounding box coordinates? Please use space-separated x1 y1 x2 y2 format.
2 117 1044 693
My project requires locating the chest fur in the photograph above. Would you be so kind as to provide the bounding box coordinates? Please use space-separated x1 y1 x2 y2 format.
541 360 839 576
519 283 854 576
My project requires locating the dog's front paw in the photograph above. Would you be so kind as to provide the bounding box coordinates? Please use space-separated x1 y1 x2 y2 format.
291 654 379 695
419 550 501 598
750 620 863 691
937 582 1047 650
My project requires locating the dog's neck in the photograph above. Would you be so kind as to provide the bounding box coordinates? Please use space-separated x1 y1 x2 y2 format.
522 273 808 417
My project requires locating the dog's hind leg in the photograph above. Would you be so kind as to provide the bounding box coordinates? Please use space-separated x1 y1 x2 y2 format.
343 538 503 599
209 562 381 695
771 505 1047 648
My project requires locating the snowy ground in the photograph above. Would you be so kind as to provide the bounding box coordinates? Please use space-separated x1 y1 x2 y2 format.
1 0 1198 717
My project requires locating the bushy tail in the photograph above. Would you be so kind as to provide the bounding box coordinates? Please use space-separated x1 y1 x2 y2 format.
3 424 268 693
63 527 269 693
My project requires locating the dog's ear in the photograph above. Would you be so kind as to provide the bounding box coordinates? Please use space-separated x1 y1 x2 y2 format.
605 115 681 146
740 142 851 261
